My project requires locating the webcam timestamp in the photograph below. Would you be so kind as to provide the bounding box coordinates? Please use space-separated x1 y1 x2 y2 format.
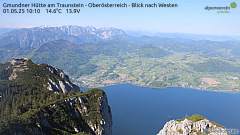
3 9 40 13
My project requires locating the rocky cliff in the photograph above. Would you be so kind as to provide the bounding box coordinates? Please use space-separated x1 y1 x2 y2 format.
33 88 112 135
0 59 112 135
98 93 113 135
9 57 80 93
157 114 227 135
46 65 80 93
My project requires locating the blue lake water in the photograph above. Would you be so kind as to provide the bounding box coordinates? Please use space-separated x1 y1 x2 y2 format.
85 84 240 135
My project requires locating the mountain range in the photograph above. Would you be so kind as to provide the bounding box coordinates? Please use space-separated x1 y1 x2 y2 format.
0 25 237 134
0 25 127 48
1 25 240 91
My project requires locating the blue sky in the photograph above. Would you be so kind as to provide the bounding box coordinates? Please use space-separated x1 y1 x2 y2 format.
0 0 239 36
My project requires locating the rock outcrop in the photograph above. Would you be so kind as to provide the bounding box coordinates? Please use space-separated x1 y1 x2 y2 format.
9 58 80 93
0 59 113 135
158 116 227 135
45 64 80 93
37 89 112 135
98 93 113 135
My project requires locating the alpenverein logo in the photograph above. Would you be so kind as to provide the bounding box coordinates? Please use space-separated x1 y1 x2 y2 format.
230 2 237 8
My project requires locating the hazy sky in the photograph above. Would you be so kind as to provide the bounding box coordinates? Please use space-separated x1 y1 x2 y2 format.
0 0 239 36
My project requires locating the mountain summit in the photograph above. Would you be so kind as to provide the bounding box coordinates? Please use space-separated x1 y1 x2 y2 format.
0 25 127 48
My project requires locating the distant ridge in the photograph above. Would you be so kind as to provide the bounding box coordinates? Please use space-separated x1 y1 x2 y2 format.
0 25 128 48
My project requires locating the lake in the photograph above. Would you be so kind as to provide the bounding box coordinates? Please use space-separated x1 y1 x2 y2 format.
85 84 240 135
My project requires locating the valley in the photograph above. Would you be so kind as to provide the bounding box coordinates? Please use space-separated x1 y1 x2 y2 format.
0 25 240 134
72 52 240 92
1 25 240 92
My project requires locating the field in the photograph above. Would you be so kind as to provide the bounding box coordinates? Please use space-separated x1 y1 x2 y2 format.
72 52 240 92
202 78 220 86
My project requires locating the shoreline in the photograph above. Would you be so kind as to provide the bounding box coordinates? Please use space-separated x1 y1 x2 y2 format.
78 83 240 93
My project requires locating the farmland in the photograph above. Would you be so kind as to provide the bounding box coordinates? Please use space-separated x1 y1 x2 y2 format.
72 52 240 92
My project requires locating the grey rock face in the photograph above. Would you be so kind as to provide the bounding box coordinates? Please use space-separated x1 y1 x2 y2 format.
47 66 70 81
99 94 113 135
157 119 227 135
46 66 80 93
61 95 112 135
59 25 127 39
